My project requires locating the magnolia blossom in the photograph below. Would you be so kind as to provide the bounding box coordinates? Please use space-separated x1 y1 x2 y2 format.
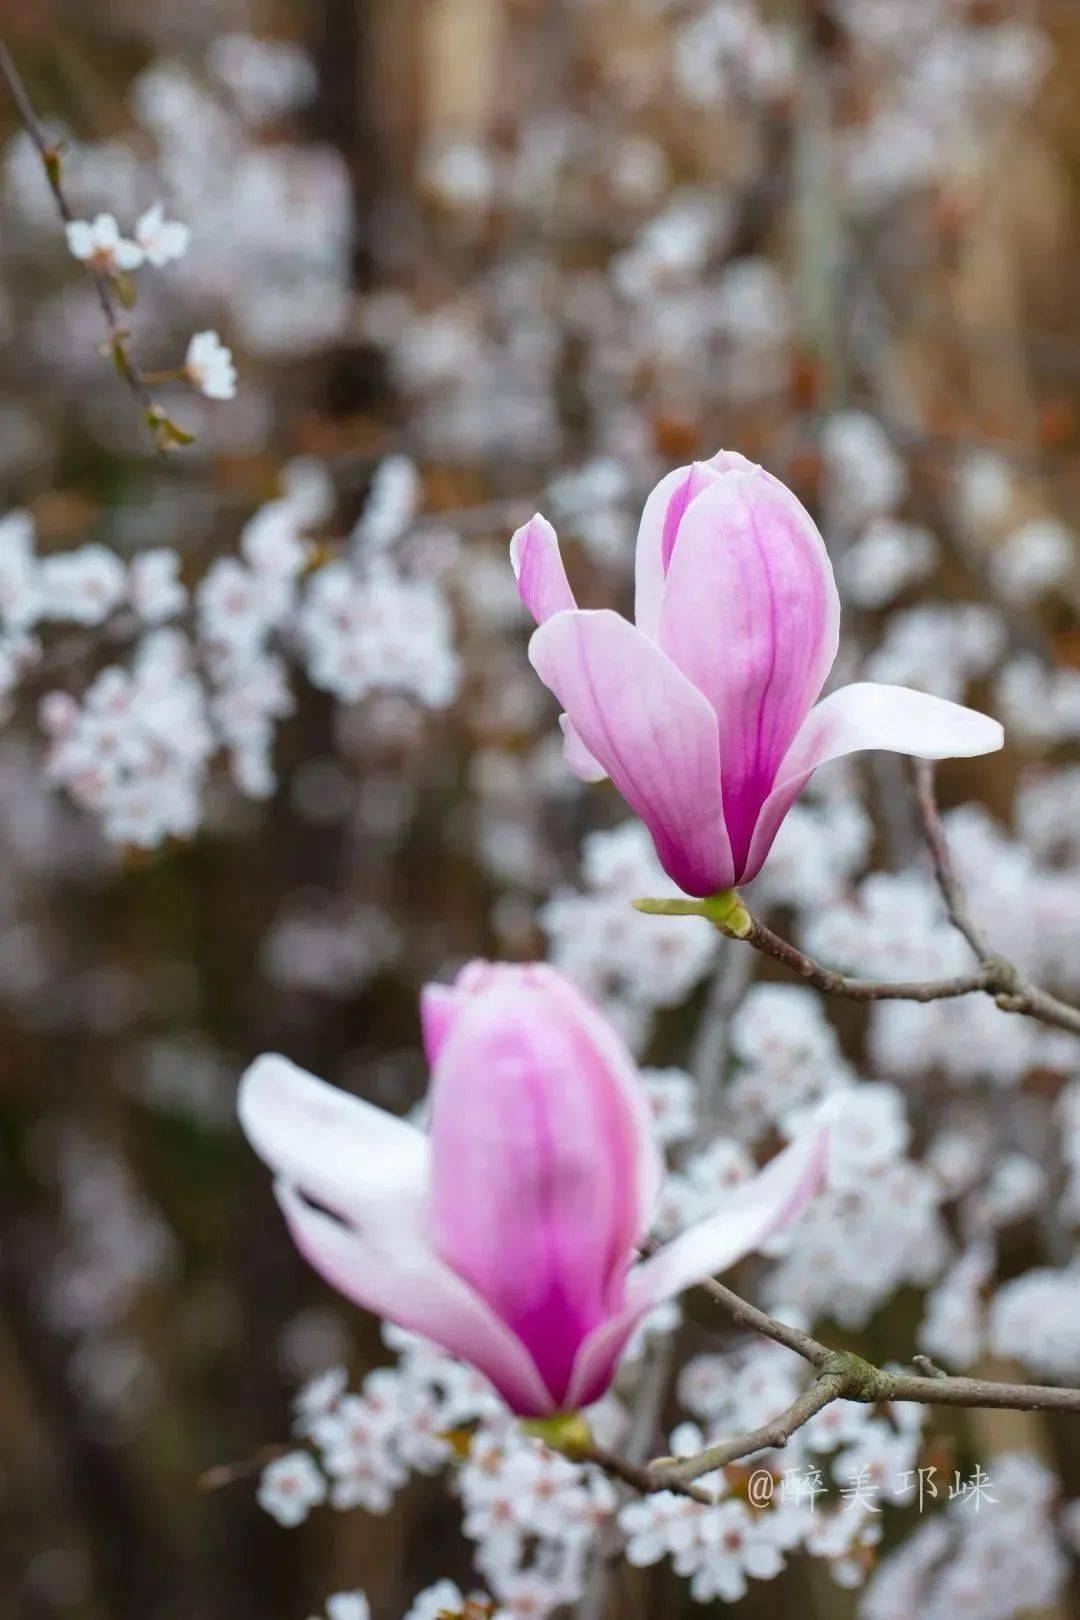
238 962 826 1417
65 213 143 274
185 330 237 400
133 201 191 267
512 452 1003 897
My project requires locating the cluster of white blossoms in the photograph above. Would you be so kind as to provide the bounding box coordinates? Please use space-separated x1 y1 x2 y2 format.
622 1341 929 1600
862 1454 1072 1620
3 2 1079 1615
995 653 1080 747
42 631 213 847
5 455 460 847
2 27 350 464
766 1081 948 1329
66 201 190 275
64 202 237 404
257 1334 625 1619
540 822 717 1049
802 796 1080 1089
0 508 185 639
987 1267 1080 1384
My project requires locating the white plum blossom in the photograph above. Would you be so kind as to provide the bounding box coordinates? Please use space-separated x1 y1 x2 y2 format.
996 654 1080 745
641 1067 698 1145
990 517 1074 605
864 602 1005 701
65 213 143 273
839 518 938 608
0 509 42 627
988 1267 1080 1383
127 548 187 623
862 1453 1068 1620
256 1449 327 1527
352 454 422 551
292 1366 350 1434
133 201 190 267
402 1583 468 1620
541 822 716 1049
38 545 127 626
309 1595 370 1620
185 330 237 400
822 411 907 528
919 1243 994 1371
208 34 317 124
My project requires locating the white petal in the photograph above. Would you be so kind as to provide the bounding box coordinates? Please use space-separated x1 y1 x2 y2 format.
238 1053 428 1228
275 1182 555 1416
628 1126 829 1311
559 713 608 782
740 681 1004 883
565 1127 826 1410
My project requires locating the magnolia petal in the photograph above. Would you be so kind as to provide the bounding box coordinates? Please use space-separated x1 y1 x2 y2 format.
628 1126 829 1313
656 472 840 878
740 682 1005 884
559 714 608 782
633 452 761 639
528 608 733 896
238 1054 428 1229
566 1127 827 1409
419 984 462 1067
634 463 717 639
275 1182 555 1416
428 967 660 1406
510 513 576 626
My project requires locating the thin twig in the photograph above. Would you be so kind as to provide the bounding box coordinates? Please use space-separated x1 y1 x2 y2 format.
652 1372 847 1487
740 912 1080 1036
912 759 992 959
0 34 172 451
643 1272 1080 1489
580 1444 716 1505
197 1441 290 1491
637 772 1080 1039
740 916 994 1007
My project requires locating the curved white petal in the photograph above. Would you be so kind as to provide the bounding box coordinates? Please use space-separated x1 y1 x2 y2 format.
565 1128 827 1410
238 1053 428 1229
275 1182 555 1416
628 1126 828 1312
740 682 1005 883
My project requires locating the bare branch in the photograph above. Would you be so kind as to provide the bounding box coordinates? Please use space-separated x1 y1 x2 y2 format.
739 892 1080 1036
739 914 994 1006
636 769 1080 1039
579 1445 717 1505
651 1372 847 1487
911 759 990 958
637 1269 1080 1492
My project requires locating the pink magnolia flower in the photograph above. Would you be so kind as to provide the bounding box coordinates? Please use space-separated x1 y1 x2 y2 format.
238 961 826 1417
511 452 1004 897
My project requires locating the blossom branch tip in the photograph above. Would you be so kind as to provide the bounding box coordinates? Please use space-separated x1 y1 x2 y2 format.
519 1412 594 1459
632 890 752 936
